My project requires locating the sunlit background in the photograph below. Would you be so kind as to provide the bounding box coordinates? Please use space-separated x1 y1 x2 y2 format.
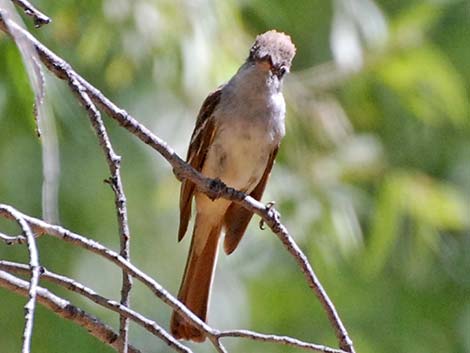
1 0 470 352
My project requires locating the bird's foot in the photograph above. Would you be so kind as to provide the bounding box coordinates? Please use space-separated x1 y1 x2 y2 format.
259 201 279 230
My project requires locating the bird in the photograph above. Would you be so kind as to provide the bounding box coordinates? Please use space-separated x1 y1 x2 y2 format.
170 30 296 342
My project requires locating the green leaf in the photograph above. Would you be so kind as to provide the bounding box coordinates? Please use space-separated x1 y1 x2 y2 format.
377 45 468 125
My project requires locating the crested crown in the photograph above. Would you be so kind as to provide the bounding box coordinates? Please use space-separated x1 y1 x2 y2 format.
249 30 296 69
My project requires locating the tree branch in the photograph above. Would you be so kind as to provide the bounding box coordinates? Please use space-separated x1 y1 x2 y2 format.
0 205 41 353
217 330 346 353
67 62 133 353
0 270 142 353
0 231 26 244
0 261 192 353
1 260 350 353
0 204 216 346
10 0 50 27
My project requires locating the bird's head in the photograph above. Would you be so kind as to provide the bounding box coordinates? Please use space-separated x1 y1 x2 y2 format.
248 30 296 80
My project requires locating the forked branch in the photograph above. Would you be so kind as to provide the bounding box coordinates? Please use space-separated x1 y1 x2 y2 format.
11 0 50 27
0 270 142 353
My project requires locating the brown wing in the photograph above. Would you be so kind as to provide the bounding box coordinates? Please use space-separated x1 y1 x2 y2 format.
223 146 279 254
178 87 223 241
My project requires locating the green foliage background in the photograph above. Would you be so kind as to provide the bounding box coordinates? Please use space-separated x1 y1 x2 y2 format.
1 0 470 352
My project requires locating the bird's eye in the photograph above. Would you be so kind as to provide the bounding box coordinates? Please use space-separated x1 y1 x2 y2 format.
276 66 287 78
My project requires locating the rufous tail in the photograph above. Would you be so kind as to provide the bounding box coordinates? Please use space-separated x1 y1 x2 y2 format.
170 221 221 342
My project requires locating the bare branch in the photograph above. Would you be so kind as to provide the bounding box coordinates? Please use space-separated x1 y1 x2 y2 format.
0 205 41 353
0 204 216 343
67 65 133 353
0 231 26 244
270 218 355 352
10 0 50 27
0 270 142 353
0 260 350 353
0 206 346 353
4 252 349 353
0 261 192 353
217 330 347 353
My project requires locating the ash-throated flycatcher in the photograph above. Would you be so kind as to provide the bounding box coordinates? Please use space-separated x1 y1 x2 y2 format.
170 30 296 341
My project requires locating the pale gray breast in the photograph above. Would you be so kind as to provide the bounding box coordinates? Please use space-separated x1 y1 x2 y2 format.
217 70 286 145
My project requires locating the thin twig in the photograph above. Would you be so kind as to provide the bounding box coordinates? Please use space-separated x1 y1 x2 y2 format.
67 69 133 353
0 15 357 353
277 228 354 352
0 270 142 353
0 261 192 353
10 0 50 27
1 206 41 353
0 231 26 244
217 330 347 353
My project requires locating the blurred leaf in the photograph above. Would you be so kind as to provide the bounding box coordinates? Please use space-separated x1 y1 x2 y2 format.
105 55 134 89
377 45 468 125
77 22 112 66
366 173 402 272
391 2 442 44
367 171 468 273
401 172 469 229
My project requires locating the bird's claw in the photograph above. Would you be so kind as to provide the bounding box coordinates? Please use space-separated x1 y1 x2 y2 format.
259 201 278 230
208 178 225 201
